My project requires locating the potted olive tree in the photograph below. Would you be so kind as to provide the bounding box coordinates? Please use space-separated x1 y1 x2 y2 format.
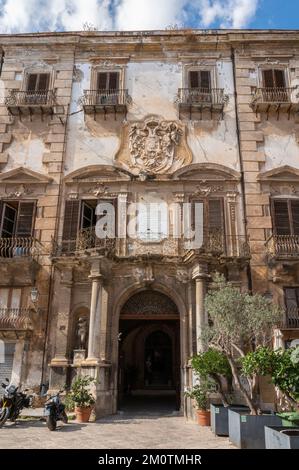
203 274 283 448
185 380 215 426
241 346 299 449
68 376 96 423
191 348 246 436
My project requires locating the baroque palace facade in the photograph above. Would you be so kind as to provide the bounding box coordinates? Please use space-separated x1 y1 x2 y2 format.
0 30 299 418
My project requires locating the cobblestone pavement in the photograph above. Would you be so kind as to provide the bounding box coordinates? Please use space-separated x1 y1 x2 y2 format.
0 411 235 449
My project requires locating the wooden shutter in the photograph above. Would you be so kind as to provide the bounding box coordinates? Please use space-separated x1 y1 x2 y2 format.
27 74 38 91
291 200 299 235
15 202 35 237
81 202 96 230
200 71 211 90
263 70 274 88
189 71 199 88
108 72 119 90
274 69 285 88
273 200 291 235
37 73 50 91
62 200 80 242
97 72 108 90
208 199 223 232
0 203 17 237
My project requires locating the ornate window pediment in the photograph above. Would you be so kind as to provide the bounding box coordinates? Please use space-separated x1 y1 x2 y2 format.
0 167 52 184
64 165 131 184
258 165 299 182
172 163 240 182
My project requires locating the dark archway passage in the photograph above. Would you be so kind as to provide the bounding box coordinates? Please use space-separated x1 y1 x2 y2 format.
118 291 181 413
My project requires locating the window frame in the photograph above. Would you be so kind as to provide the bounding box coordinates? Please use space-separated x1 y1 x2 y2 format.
22 68 54 93
271 198 299 236
257 65 290 89
90 66 125 92
0 200 36 238
183 65 217 90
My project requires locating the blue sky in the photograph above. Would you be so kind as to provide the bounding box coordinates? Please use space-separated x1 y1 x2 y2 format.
0 0 298 33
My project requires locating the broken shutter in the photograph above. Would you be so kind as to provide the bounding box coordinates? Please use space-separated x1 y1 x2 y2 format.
291 200 299 235
273 200 290 235
37 73 50 91
27 74 38 91
97 72 108 90
274 70 285 88
62 200 80 251
200 71 211 90
0 203 17 238
108 72 119 90
208 199 223 231
15 202 35 237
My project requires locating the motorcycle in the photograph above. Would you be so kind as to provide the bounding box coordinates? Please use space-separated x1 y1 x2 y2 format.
44 391 68 431
0 378 32 428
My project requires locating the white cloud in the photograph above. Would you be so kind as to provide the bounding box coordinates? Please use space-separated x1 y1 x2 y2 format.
0 0 259 33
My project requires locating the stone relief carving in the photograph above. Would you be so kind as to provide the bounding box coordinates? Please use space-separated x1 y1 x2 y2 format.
269 183 299 196
115 117 193 175
1 184 34 198
129 119 183 174
195 181 224 197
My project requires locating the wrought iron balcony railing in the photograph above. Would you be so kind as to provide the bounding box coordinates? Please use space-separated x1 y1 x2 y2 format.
54 227 116 256
186 232 250 258
251 87 295 104
0 237 43 259
283 307 299 329
178 88 225 107
0 308 32 330
265 235 299 258
81 89 130 107
5 89 56 107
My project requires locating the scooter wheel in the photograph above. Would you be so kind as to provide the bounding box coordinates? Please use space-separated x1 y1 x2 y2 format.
46 415 57 431
61 411 68 424
0 408 10 428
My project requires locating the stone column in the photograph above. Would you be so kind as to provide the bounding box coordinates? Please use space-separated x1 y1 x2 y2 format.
192 264 208 354
84 260 103 365
51 267 73 366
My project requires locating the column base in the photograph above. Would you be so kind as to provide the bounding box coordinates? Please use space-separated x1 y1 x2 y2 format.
81 357 101 367
50 356 70 367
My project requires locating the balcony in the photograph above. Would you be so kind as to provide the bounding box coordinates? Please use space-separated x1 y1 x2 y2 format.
250 87 299 119
0 237 43 259
54 227 116 257
81 89 130 119
5 90 57 118
265 235 299 260
177 88 226 119
126 231 250 259
282 307 299 329
0 308 32 331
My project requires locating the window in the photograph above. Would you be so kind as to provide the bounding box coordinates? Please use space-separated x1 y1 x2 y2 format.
97 72 119 91
62 199 116 251
0 201 36 238
262 69 286 89
25 73 50 104
95 72 120 105
191 199 224 235
189 70 211 90
0 287 22 309
136 199 168 242
272 199 299 236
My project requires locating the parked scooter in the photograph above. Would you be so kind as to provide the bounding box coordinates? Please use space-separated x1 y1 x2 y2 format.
0 378 32 428
44 391 68 431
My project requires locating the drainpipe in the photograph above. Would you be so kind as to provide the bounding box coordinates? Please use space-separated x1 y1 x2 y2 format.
40 44 76 390
231 46 253 293
0 49 4 78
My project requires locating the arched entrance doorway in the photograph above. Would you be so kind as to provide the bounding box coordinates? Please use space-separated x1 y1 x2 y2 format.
118 290 180 412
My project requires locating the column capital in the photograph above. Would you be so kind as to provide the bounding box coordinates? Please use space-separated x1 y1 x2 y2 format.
88 273 103 282
192 263 209 281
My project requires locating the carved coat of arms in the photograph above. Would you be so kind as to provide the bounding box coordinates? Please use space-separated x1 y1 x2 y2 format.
129 118 183 174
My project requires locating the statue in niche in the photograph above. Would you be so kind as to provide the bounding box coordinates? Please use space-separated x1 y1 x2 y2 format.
76 317 88 350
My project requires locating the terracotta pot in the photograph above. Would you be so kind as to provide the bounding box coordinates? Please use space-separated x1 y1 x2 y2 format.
75 406 92 423
197 409 211 426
